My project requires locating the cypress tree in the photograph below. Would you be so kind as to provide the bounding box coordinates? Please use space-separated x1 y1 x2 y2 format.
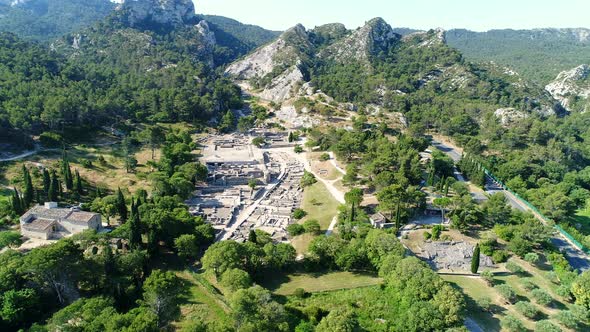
74 170 83 196
62 150 73 190
116 188 128 222
147 228 158 257
395 201 402 231
22 165 34 207
48 171 59 202
471 243 480 274
11 188 22 215
129 198 142 249
42 168 50 196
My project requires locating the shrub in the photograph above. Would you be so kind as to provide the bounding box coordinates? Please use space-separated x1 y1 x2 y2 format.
501 315 526 332
0 231 23 249
515 301 540 320
480 237 497 256
423 231 432 240
300 170 317 188
492 250 510 263
294 145 304 153
534 320 562 332
521 278 538 291
303 219 321 235
319 153 330 161
80 159 93 168
555 285 573 302
39 132 63 148
525 252 540 265
506 260 525 274
545 271 560 284
287 224 305 237
477 297 492 312
495 284 517 304
531 289 553 306
431 225 443 240
553 310 579 329
293 288 308 298
293 209 307 220
480 270 494 285
570 304 589 322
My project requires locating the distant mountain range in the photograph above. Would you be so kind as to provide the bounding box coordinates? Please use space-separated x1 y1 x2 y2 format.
446 28 590 84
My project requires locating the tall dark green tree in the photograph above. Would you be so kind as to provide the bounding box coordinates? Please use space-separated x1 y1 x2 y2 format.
74 170 83 197
62 151 73 190
471 243 480 274
116 188 128 223
22 165 34 207
11 187 23 215
48 170 59 202
129 198 142 249
42 168 51 196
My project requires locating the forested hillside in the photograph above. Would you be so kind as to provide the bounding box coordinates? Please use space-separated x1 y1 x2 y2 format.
0 0 115 42
446 28 590 84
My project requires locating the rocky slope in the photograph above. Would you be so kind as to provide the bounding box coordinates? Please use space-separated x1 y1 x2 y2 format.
546 64 590 112
319 17 399 64
116 0 195 28
225 24 312 102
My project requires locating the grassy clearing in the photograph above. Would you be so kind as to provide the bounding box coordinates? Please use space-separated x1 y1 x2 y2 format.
300 181 340 230
443 255 578 331
574 208 590 234
290 233 316 255
442 275 502 332
0 187 11 203
175 270 232 329
261 271 382 296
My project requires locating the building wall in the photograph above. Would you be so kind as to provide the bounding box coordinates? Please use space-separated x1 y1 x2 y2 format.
59 215 101 234
21 228 51 240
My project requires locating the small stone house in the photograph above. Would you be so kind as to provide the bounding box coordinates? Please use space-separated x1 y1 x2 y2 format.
20 202 101 240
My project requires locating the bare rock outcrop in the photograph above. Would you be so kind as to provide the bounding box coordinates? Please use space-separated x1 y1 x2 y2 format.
117 0 195 27
545 64 590 112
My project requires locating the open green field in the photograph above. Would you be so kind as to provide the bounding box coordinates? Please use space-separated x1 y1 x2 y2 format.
444 256 581 332
175 270 232 329
300 181 340 230
261 271 382 296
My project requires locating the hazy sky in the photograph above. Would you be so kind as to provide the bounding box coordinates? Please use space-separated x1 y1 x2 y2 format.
196 0 590 32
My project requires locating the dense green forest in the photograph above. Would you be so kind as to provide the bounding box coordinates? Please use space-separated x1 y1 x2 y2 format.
0 0 115 42
446 28 590 84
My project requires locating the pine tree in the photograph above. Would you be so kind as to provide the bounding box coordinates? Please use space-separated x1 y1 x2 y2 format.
42 168 50 196
116 188 128 223
471 243 480 274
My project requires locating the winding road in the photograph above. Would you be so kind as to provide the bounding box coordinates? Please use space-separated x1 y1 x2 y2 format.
431 139 590 271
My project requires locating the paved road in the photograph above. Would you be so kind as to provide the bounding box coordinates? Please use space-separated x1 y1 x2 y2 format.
432 139 590 271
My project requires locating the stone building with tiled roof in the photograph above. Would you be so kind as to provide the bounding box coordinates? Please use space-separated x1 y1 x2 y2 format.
20 202 101 240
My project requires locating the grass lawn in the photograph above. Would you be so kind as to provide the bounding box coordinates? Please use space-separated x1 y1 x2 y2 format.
175 270 232 329
261 271 382 296
574 208 590 234
290 233 316 255
300 181 340 230
0 187 11 203
443 255 579 332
